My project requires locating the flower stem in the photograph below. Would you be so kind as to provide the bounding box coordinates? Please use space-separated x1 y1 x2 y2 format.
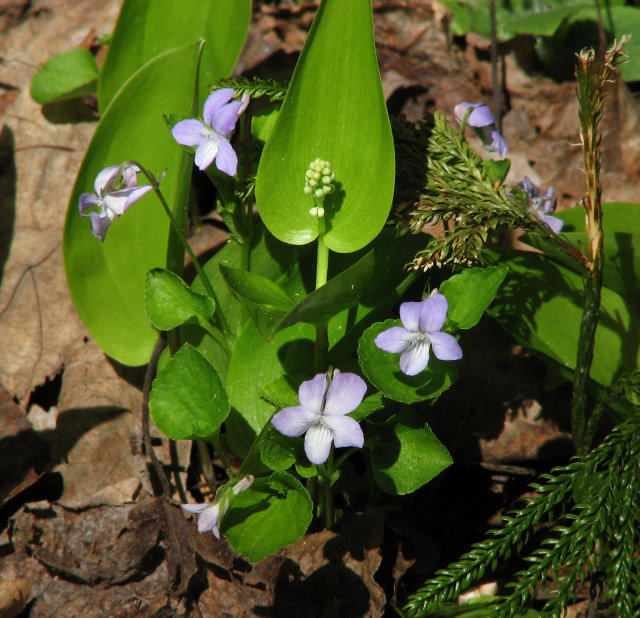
209 431 233 479
323 449 335 529
314 217 330 373
135 162 232 336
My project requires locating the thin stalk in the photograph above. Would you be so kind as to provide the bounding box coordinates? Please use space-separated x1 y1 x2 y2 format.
134 162 232 335
210 431 233 479
314 215 330 373
323 450 335 529
488 0 502 131
197 440 215 489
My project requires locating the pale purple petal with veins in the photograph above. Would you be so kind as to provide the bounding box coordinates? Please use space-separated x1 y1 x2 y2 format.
298 373 327 411
323 371 367 416
399 301 422 331
399 339 430 376
103 184 152 216
326 415 365 449
542 214 564 234
215 138 238 176
79 192 99 212
419 294 448 333
429 331 463 361
374 326 413 354
93 165 120 194
211 100 243 137
194 137 220 171
86 211 113 242
271 405 317 437
304 423 334 465
467 104 495 127
490 130 509 157
196 503 221 536
202 88 235 126
172 119 209 147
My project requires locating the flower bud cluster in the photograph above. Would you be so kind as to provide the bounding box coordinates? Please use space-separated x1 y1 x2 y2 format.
304 158 336 200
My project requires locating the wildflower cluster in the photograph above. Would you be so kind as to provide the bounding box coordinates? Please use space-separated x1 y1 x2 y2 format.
304 158 336 201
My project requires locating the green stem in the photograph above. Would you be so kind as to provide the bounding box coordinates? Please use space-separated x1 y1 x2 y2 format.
196 440 215 488
314 217 330 373
134 162 231 336
323 449 334 529
210 431 233 479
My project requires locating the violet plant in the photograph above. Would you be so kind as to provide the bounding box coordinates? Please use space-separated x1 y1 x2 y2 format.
58 0 640 615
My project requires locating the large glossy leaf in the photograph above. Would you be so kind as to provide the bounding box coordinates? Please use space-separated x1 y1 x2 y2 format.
486 250 640 388
98 0 251 110
63 43 201 365
255 0 394 253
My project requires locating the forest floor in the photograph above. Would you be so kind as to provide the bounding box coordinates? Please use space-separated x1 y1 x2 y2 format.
0 1 638 616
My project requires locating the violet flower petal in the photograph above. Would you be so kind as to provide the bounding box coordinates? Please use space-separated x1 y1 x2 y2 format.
374 326 413 354
196 504 221 536
490 130 509 157
79 192 99 212
103 185 152 216
429 331 463 361
323 372 366 416
399 339 430 376
171 119 209 147
202 88 235 127
399 301 423 331
298 373 327 411
86 211 113 243
194 137 220 171
419 293 448 333
542 214 564 234
467 104 495 128
304 423 334 465
94 165 120 194
215 138 239 176
271 406 316 437
326 415 365 449
211 100 243 137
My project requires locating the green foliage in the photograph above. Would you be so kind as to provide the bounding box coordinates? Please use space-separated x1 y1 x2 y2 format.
149 343 229 441
98 0 251 110
402 111 564 271
255 0 395 253
367 408 453 495
63 43 202 366
405 410 640 617
223 471 313 563
30 48 98 105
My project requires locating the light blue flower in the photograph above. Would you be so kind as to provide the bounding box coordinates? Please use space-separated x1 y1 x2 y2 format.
79 163 152 242
375 290 463 376
519 176 563 233
454 102 508 157
181 475 254 538
271 369 366 465
171 89 249 175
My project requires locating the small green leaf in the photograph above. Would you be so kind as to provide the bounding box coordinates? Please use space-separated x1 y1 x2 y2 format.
358 320 459 404
276 250 375 332
219 265 295 340
505 5 589 36
259 425 299 472
255 0 394 253
223 472 313 562
368 408 452 495
145 268 214 331
149 343 229 441
31 48 98 105
440 265 508 330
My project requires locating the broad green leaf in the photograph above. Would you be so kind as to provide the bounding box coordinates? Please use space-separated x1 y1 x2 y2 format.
255 0 394 253
145 268 214 331
258 426 300 472
63 43 201 365
440 265 508 330
219 265 295 340
368 408 452 495
358 320 459 404
522 203 640 302
31 48 98 105
486 250 640 388
149 343 229 441
98 0 251 110
505 5 589 36
223 472 313 562
252 107 280 144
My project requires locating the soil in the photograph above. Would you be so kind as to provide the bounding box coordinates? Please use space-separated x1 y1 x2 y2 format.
1 1 637 616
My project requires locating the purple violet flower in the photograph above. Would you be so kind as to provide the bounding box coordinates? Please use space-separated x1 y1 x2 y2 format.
181 475 254 538
171 89 248 175
519 176 563 233
271 369 366 465
375 290 463 376
454 102 508 157
79 163 152 242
